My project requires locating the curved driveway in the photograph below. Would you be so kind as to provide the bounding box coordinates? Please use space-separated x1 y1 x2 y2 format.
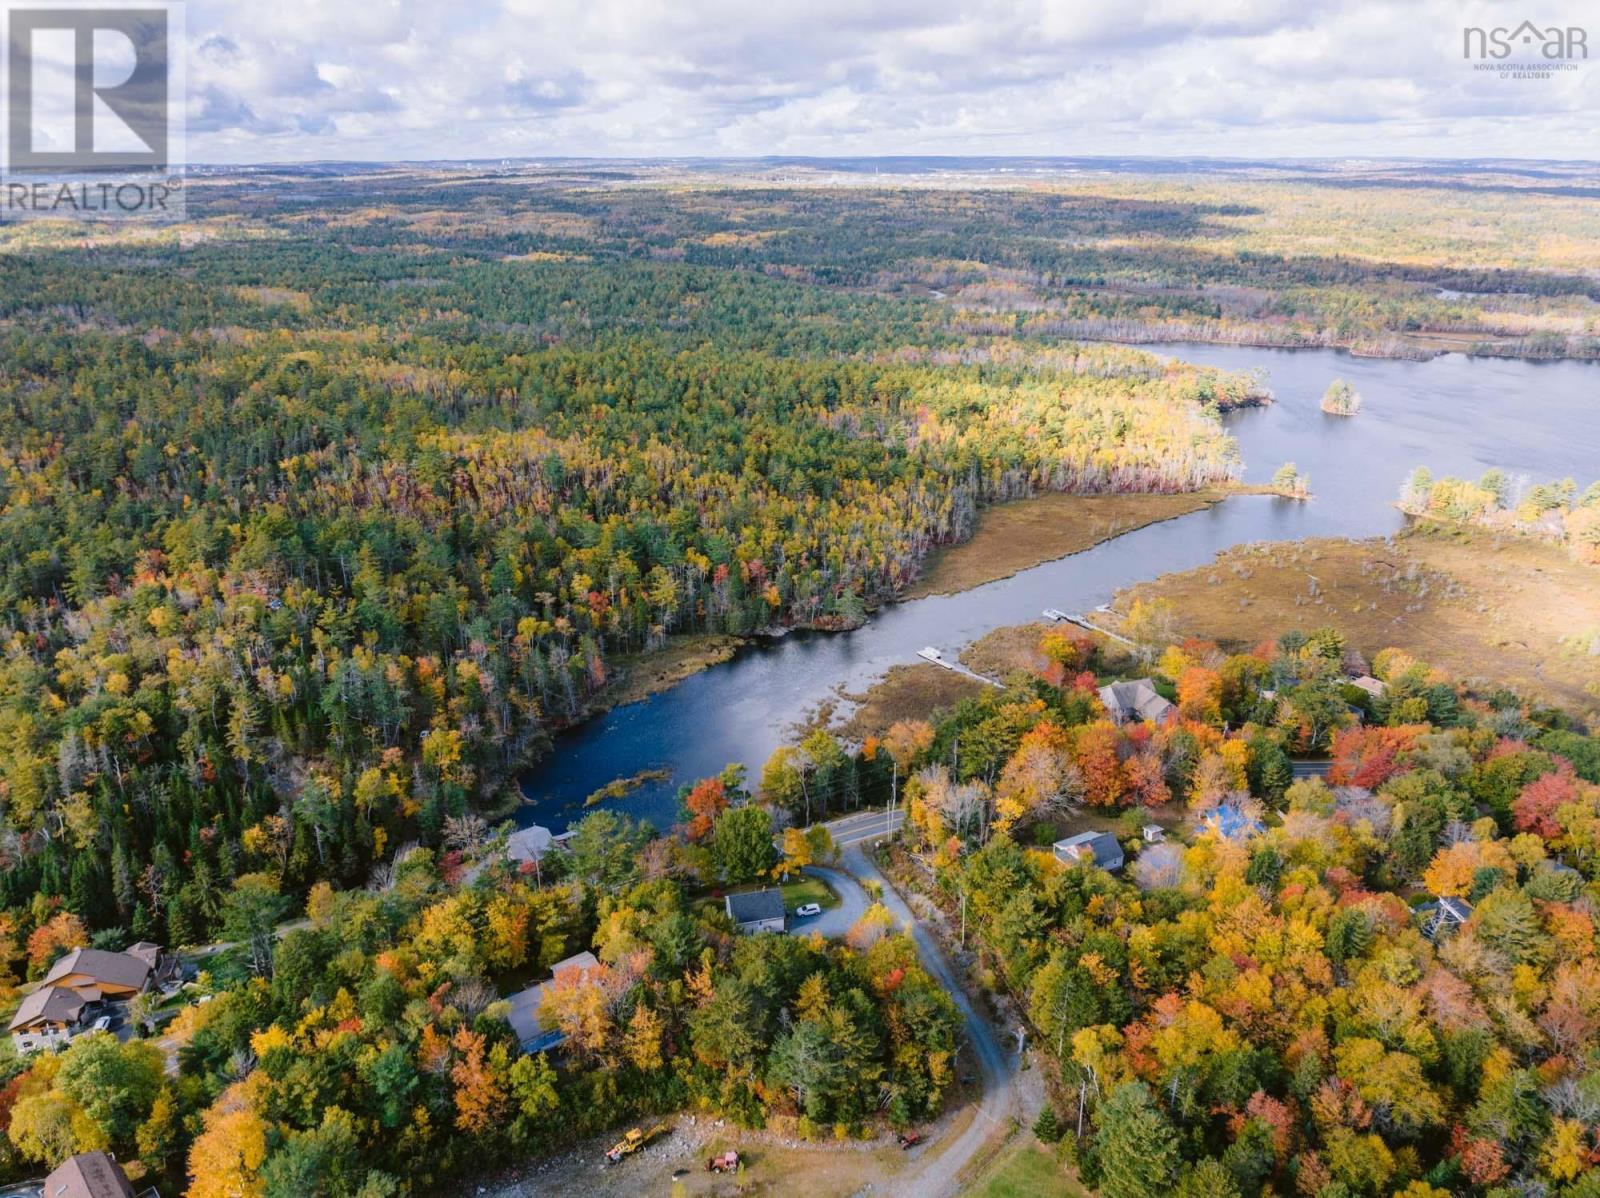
801 836 1020 1198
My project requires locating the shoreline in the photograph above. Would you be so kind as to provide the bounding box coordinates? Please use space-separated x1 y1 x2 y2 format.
511 487 1265 806
901 490 1224 600
1004 324 1600 366
1112 525 1600 721
511 482 1317 811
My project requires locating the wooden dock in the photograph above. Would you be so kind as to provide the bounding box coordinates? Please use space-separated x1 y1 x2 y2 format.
916 646 1002 688
1040 610 1134 647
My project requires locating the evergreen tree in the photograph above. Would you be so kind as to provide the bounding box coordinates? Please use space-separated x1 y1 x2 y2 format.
1095 1083 1180 1198
1034 1106 1062 1143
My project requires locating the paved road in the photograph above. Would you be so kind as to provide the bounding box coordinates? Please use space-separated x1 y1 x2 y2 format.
183 918 312 960
795 863 868 938
801 835 1019 1198
818 807 906 849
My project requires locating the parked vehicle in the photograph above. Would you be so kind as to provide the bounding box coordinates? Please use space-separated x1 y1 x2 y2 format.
91 1015 113 1032
795 902 822 918
605 1123 668 1165
898 1131 923 1150
707 1151 740 1173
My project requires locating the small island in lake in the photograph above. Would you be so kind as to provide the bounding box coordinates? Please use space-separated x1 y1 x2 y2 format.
1321 377 1364 415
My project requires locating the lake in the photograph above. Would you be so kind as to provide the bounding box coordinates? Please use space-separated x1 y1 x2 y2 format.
519 344 1600 831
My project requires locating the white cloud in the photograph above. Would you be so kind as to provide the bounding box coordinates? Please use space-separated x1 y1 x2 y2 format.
178 0 1600 161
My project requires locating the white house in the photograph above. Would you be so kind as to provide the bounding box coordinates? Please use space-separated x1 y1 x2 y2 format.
506 824 555 867
1347 675 1387 700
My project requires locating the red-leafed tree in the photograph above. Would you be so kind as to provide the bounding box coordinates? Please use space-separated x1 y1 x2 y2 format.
1511 763 1577 841
683 776 729 842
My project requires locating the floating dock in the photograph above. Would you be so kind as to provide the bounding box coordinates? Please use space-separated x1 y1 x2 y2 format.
915 646 1002 687
1040 610 1134 647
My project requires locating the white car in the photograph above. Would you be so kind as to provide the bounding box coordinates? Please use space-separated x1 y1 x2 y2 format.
794 903 823 918
91 1015 113 1032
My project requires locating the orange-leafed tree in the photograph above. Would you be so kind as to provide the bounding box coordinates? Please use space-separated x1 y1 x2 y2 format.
682 776 729 843
1074 722 1126 808
26 911 87 974
1421 842 1479 899
1513 765 1578 842
450 1026 508 1134
1176 666 1223 726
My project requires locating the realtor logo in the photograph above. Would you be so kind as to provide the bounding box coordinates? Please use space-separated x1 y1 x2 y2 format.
2 0 185 219
1462 21 1589 61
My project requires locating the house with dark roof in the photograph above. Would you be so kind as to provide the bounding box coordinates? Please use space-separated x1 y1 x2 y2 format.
1052 831 1125 872
504 951 602 1054
9 986 93 1054
42 948 156 999
41 1150 139 1198
1419 896 1473 941
10 944 177 1055
725 888 787 934
1098 679 1174 725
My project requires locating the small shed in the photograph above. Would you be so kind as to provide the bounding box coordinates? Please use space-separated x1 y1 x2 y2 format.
725 889 787 934
1052 831 1125 872
1142 824 1165 844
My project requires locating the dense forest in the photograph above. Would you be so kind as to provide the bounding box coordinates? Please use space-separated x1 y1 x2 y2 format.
3 163 1600 1195
0 800 962 1194
0 211 1267 958
761 618 1600 1196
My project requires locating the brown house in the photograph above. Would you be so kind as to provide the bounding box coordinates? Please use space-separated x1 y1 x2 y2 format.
8 987 91 1053
41 948 156 1001
42 1151 137 1198
9 944 177 1055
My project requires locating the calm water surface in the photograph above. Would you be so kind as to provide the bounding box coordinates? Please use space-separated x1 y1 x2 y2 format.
520 344 1600 830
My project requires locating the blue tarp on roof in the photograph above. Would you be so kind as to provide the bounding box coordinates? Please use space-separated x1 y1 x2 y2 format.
1206 804 1263 841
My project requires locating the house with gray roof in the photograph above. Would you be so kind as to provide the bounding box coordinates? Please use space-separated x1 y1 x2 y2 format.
725 888 787 934
1347 675 1387 701
1419 896 1473 941
1098 679 1175 725
505 950 602 1054
1053 831 1125 872
506 824 555 867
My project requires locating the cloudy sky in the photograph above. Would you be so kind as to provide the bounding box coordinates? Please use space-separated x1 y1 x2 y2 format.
174 0 1600 162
